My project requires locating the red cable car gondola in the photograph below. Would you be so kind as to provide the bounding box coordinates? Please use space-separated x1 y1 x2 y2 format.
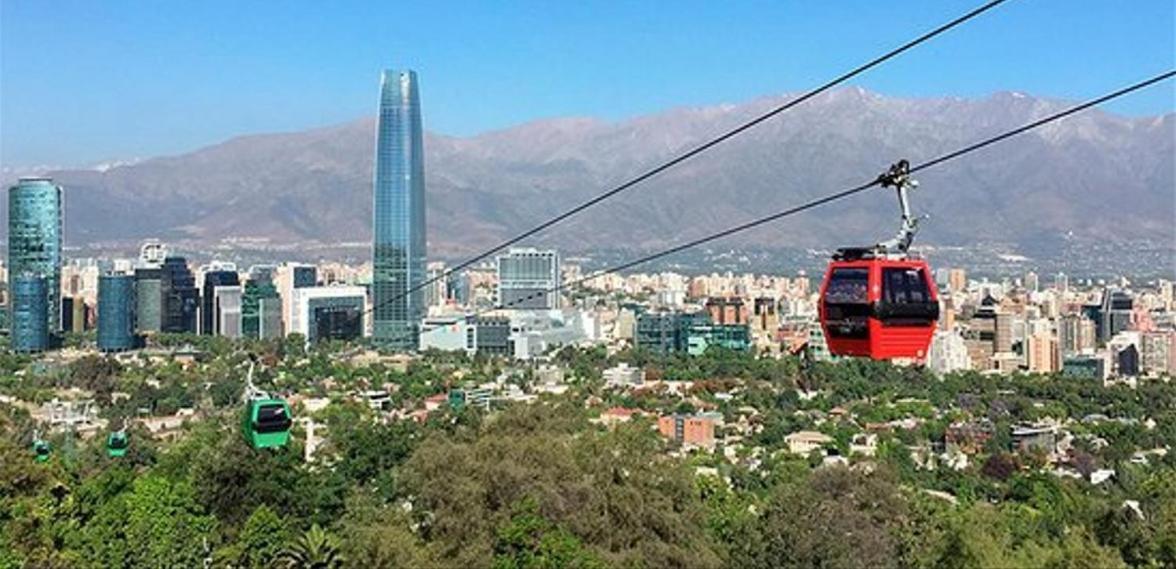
818 160 939 361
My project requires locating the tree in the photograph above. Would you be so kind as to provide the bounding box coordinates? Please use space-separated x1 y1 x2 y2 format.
277 524 344 569
119 475 214 568
219 505 288 569
337 492 433 568
493 497 603 569
748 467 908 569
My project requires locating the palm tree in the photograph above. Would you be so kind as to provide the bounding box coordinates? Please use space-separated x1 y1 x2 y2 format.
277 524 345 569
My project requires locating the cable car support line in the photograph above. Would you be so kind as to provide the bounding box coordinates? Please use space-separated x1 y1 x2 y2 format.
357 0 1012 326
404 69 1175 350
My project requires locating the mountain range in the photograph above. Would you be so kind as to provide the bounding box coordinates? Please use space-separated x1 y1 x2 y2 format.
4 87 1173 258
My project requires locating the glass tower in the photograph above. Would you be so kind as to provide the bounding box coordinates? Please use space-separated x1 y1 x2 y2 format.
8 178 63 340
372 69 426 348
11 275 49 352
97 274 136 352
161 257 199 333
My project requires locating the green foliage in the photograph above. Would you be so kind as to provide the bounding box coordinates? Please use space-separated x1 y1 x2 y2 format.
493 497 604 569
277 524 344 569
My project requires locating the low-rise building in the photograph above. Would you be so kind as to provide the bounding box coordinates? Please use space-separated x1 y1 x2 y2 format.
785 430 833 455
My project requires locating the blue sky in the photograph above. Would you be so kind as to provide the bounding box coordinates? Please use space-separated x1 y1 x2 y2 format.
2 0 1173 167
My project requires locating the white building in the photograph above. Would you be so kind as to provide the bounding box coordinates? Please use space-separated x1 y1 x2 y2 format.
289 285 368 342
213 285 243 339
496 248 561 310
419 315 476 354
928 330 971 374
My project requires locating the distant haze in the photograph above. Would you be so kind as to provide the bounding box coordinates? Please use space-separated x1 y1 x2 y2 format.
4 87 1172 257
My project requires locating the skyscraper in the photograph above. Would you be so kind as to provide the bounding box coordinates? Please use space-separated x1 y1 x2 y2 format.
201 267 240 334
496 248 561 310
8 178 63 340
97 274 136 352
10 275 49 352
372 69 426 348
161 257 198 333
242 279 282 339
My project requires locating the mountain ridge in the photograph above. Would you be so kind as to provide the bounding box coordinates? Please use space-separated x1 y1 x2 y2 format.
4 87 1172 257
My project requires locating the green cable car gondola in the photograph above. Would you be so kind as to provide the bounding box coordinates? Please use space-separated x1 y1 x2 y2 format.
243 396 292 449
106 431 129 458
241 360 292 449
32 439 51 462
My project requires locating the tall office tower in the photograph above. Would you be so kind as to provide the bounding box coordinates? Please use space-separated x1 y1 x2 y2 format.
8 178 63 339
424 261 448 308
161 257 199 333
97 274 136 352
372 69 426 348
276 263 317 332
212 285 243 338
1023 271 1039 293
1053 272 1068 292
134 268 163 333
242 279 282 339
948 268 967 294
11 275 49 352
496 248 561 310
1099 288 1133 343
202 268 240 334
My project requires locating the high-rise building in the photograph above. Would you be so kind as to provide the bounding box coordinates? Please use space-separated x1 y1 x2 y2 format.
1141 331 1175 376
372 69 427 348
161 257 199 333
1024 271 1039 292
424 261 448 308
10 275 49 352
290 286 367 343
134 267 163 333
212 285 243 338
496 248 561 310
202 268 240 334
1098 289 1133 343
1059 314 1097 354
1025 333 1060 373
705 297 747 325
948 268 967 294
8 178 63 339
97 274 136 352
275 263 317 332
61 296 92 334
241 279 282 339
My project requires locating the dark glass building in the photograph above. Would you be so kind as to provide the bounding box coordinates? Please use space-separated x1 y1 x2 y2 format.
8 178 62 338
11 275 49 352
161 257 198 333
134 267 163 333
635 311 710 353
202 269 240 334
307 296 365 343
97 274 136 352
372 69 426 348
292 265 317 288
474 315 512 356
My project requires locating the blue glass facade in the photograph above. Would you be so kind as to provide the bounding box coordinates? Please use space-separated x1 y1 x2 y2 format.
11 275 49 352
373 69 426 348
8 178 62 338
97 274 136 352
